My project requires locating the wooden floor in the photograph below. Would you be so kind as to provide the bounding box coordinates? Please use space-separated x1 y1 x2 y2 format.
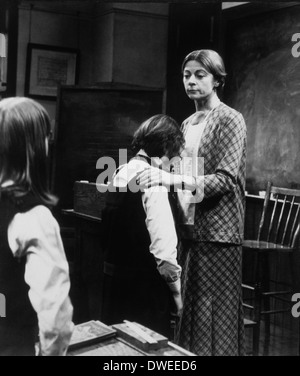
245 321 300 356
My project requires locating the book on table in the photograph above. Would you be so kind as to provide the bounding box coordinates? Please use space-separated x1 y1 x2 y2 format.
69 320 117 350
112 321 168 352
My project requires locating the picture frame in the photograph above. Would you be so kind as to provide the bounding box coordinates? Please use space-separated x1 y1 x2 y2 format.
25 43 79 100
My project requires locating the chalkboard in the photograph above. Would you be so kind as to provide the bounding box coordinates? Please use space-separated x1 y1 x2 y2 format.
52 84 164 214
224 4 300 192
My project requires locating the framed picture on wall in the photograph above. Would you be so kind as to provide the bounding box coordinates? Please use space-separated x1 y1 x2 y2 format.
25 43 79 100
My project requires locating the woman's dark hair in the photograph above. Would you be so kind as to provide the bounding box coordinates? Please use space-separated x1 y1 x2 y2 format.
132 114 185 159
182 49 227 89
0 97 57 206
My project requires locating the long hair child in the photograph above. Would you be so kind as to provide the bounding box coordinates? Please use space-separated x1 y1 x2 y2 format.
0 97 74 356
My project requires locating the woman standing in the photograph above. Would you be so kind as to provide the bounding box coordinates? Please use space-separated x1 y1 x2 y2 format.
137 50 247 356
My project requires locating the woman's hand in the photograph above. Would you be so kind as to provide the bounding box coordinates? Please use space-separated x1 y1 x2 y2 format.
136 166 173 189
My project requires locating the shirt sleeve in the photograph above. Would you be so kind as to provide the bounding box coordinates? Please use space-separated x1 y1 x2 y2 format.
142 186 181 294
8 205 74 356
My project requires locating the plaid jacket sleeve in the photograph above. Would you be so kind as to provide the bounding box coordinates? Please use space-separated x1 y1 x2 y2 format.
196 109 247 198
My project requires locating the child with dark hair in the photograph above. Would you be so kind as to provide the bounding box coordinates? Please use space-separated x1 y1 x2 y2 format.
101 114 184 337
0 97 74 356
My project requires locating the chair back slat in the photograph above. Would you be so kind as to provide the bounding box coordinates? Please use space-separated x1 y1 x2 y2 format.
271 187 300 197
256 182 300 247
267 195 279 242
257 181 272 241
290 204 300 247
282 196 295 245
274 195 287 244
291 222 300 248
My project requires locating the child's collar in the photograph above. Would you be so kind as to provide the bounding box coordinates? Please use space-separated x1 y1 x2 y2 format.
0 180 15 188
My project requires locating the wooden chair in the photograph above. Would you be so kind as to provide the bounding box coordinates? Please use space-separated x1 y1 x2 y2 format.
242 182 300 356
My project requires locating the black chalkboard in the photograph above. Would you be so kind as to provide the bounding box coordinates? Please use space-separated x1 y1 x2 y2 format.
224 4 300 192
52 84 164 214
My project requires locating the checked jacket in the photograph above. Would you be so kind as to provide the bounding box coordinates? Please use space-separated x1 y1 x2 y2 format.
181 102 247 244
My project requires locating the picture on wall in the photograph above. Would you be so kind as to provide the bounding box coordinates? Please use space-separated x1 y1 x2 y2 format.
25 43 79 100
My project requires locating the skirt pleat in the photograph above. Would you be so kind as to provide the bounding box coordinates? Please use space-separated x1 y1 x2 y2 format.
175 241 246 356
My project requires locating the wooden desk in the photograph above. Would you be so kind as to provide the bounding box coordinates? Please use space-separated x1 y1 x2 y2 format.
62 209 104 324
68 335 196 357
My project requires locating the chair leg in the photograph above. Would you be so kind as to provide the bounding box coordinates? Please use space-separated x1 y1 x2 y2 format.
252 251 263 356
262 253 271 356
253 284 262 356
263 315 271 356
252 322 260 356
299 320 300 357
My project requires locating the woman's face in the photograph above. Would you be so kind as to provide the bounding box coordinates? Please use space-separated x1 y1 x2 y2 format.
183 60 217 101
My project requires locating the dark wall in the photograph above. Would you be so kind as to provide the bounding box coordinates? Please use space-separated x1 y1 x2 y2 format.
166 3 222 125
223 3 300 192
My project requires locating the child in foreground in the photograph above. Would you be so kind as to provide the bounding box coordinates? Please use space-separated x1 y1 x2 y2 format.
0 97 74 356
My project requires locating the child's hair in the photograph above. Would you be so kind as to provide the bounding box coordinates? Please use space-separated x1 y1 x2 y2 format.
131 114 185 159
0 97 57 206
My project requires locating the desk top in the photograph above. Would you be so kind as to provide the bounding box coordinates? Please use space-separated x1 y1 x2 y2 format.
68 336 196 357
67 320 195 357
62 209 102 222
246 194 265 200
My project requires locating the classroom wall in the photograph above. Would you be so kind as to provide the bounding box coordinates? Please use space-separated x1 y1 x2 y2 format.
93 9 114 83
112 8 168 88
16 2 169 125
223 3 300 190
90 3 169 87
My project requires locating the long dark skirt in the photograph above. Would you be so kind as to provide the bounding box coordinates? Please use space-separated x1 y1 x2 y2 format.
175 241 245 356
